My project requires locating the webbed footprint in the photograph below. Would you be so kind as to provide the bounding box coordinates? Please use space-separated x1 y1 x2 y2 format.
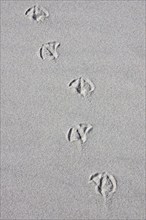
25 5 49 22
68 77 95 97
67 123 93 144
38 42 60 61
89 172 117 200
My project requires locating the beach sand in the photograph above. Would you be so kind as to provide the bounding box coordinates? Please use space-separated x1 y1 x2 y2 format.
1 1 145 219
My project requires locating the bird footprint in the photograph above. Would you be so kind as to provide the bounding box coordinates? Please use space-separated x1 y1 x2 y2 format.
25 5 49 22
89 172 117 200
67 123 93 144
38 42 60 61
68 77 95 97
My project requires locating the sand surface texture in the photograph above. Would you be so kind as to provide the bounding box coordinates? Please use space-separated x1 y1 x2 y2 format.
1 1 145 219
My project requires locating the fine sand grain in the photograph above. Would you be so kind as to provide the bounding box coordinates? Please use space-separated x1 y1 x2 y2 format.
1 1 145 219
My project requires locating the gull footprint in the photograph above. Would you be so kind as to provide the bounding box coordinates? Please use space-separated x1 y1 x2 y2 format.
25 5 49 22
89 172 117 200
68 77 95 97
38 42 60 61
67 123 93 144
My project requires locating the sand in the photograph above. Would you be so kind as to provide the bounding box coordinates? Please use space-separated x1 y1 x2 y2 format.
1 0 145 219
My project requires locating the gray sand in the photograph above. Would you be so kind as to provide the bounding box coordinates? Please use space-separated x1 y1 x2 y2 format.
1 1 145 219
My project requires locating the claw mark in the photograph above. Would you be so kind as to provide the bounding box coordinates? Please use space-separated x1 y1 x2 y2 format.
68 77 95 97
25 5 49 22
67 123 93 144
89 172 117 200
38 42 60 61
